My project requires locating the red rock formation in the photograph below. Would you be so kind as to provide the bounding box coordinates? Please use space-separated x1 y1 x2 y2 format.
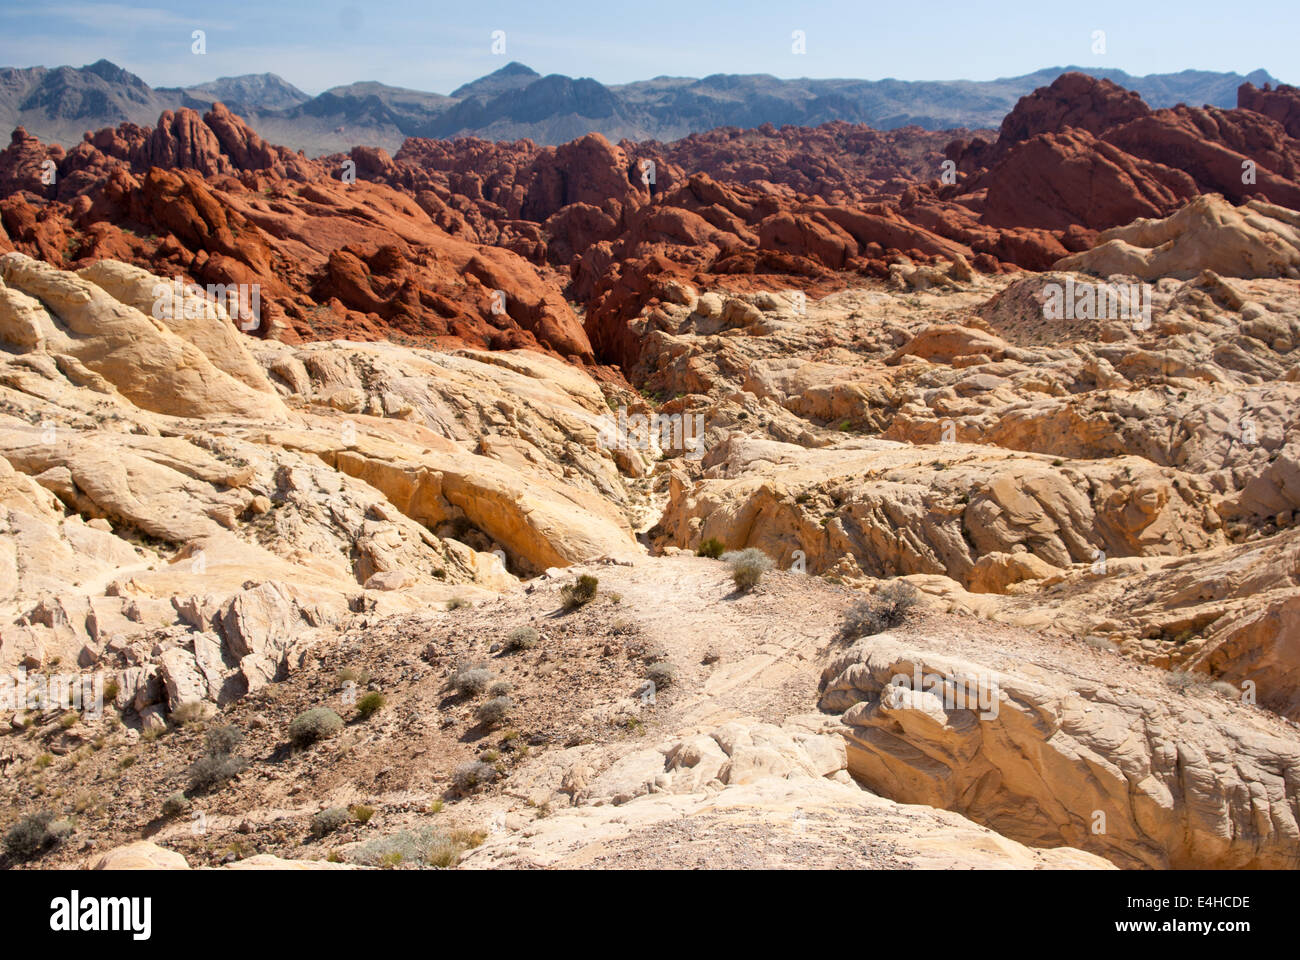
2 72 1299 377
1238 82 1300 139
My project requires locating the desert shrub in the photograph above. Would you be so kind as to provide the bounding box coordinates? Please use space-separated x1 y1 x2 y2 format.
505 626 540 652
477 696 513 727
310 806 350 839
1165 670 1209 691
426 830 488 868
356 692 386 720
696 537 725 559
205 725 242 756
187 754 248 793
560 574 599 609
352 826 485 868
58 711 79 729
4 811 71 861
452 761 498 793
446 596 471 611
1210 680 1242 699
839 581 920 640
452 667 493 697
170 700 212 726
350 804 375 824
335 667 370 686
645 662 678 688
487 680 512 697
722 548 773 591
1083 634 1117 651
161 791 190 818
102 678 120 704
289 707 344 748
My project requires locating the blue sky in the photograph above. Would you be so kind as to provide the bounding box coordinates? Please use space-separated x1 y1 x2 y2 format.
0 0 1293 94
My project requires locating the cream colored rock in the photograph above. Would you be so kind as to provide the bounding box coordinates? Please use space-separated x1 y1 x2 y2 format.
0 253 284 418
461 774 1113 870
89 841 189 869
821 630 1300 868
1054 195 1300 280
77 261 275 394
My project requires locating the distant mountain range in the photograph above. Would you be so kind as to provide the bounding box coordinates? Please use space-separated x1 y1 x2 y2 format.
0 58 1284 155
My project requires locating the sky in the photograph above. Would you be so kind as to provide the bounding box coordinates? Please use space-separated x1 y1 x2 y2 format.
0 0 1293 95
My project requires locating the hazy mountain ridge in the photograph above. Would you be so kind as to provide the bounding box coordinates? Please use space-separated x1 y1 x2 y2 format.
0 58 1283 155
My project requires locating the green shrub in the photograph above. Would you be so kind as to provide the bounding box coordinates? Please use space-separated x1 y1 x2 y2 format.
446 596 471 611
4 811 71 861
170 700 212 726
205 725 242 756
187 754 248 793
839 581 920 639
310 806 350 839
335 667 370 686
645 662 678 688
350 804 375 824
696 537 725 559
1165 670 1209 691
505 626 540 651
477 696 513 727
452 761 497 793
452 667 493 698
289 707 344 748
161 791 190 818
356 692 386 720
560 574 599 609
722 548 773 591
351 826 486 868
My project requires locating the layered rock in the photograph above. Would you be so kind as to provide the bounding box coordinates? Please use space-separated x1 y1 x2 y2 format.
821 630 1300 868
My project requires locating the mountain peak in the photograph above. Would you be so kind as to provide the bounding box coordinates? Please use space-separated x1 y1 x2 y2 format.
82 58 147 88
451 62 541 99
495 62 540 77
